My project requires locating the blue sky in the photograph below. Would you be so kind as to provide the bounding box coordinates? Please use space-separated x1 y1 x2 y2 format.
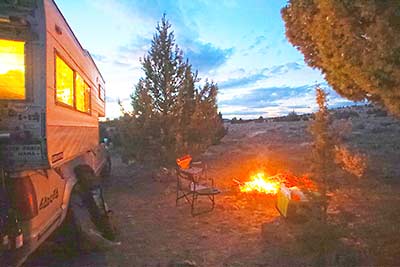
56 0 353 119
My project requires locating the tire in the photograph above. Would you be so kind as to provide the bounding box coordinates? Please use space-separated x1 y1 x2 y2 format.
100 157 111 178
67 192 118 251
68 193 100 252
73 166 117 242
84 187 117 241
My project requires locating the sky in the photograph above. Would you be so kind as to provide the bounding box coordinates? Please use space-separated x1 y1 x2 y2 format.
55 0 354 119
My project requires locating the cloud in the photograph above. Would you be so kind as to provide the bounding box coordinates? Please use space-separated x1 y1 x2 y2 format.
240 35 269 57
219 73 268 89
222 110 268 116
119 36 152 56
114 29 234 74
92 40 148 71
111 37 152 69
98 1 232 73
218 62 311 91
79 0 346 119
248 35 267 50
286 105 309 109
113 60 132 67
218 83 357 119
101 0 201 40
220 85 312 108
92 53 108 63
269 62 302 74
106 95 130 104
185 42 234 72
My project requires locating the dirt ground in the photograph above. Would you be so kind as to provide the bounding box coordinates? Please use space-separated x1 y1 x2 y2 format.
26 106 400 267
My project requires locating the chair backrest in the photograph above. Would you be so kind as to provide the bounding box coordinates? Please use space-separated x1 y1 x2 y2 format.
176 167 195 183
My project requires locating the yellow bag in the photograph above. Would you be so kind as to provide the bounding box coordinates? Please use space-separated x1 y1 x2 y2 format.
276 185 291 217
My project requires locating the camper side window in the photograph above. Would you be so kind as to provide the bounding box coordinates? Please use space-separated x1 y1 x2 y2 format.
75 73 90 113
99 84 105 101
0 39 26 100
55 55 74 106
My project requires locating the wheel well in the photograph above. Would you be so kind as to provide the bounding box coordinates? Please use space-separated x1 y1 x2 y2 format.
74 164 94 177
74 164 98 189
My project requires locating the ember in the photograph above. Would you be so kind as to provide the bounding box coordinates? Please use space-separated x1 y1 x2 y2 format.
236 170 316 195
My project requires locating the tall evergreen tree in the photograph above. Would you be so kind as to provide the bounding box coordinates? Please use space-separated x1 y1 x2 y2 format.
119 15 225 165
139 15 189 161
175 64 197 153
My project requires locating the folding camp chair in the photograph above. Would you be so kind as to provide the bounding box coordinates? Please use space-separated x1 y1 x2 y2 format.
176 161 220 216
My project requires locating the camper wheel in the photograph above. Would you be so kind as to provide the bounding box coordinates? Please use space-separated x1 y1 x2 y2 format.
63 190 118 251
72 166 118 244
63 191 99 252
100 157 112 178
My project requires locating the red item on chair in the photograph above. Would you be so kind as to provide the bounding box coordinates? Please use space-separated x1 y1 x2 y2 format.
176 155 192 169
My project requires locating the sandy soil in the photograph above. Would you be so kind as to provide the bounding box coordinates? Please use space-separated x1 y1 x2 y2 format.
25 106 400 267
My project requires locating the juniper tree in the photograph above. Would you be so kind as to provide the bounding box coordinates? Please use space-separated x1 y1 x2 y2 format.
175 64 197 153
189 80 220 149
309 87 336 222
302 86 344 266
119 15 225 165
282 1 400 115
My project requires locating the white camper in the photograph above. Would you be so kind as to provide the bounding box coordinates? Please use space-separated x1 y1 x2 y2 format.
0 1 114 266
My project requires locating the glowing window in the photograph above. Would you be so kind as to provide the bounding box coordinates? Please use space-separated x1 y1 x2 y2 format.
55 55 74 106
0 39 25 100
75 74 90 113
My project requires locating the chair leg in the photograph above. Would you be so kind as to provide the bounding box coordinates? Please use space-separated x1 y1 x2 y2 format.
176 189 179 207
176 178 179 206
191 193 197 216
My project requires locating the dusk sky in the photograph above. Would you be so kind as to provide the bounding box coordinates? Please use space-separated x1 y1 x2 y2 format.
56 0 354 119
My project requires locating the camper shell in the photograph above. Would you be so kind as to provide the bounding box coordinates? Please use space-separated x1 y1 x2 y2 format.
0 0 106 171
0 1 112 266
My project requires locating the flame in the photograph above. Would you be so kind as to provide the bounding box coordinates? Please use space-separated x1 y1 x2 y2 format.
238 170 317 195
239 172 280 194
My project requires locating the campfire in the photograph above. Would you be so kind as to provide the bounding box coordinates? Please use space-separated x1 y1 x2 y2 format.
238 172 280 194
234 170 317 195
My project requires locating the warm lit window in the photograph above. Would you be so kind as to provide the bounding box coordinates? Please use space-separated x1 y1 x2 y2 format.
0 39 25 100
99 84 105 101
75 73 90 113
55 55 74 106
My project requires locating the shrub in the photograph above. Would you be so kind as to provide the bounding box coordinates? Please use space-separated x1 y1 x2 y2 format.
334 145 367 178
332 110 360 120
287 110 301 121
